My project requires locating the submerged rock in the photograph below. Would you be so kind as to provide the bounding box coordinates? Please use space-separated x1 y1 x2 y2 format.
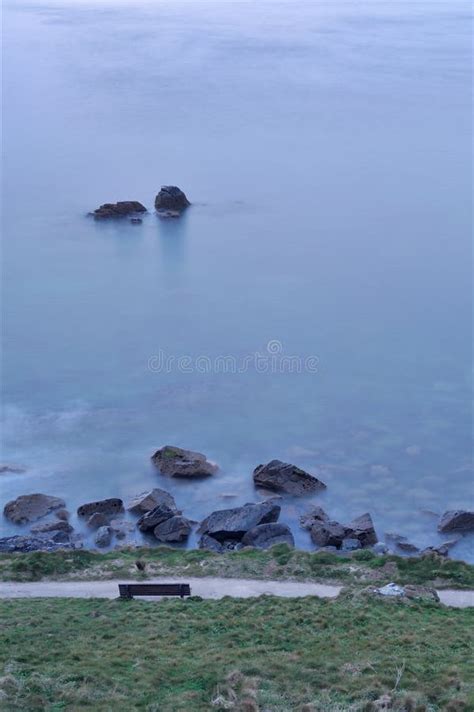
153 515 192 543
151 445 218 479
253 460 326 496
241 523 294 549
94 526 112 548
109 519 135 540
198 501 280 544
92 201 147 220
77 498 124 518
30 520 73 535
0 464 26 474
154 186 190 213
4 494 66 524
127 488 177 516
86 512 111 530
438 510 474 533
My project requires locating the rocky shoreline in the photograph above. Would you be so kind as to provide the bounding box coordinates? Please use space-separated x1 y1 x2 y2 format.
1 445 473 557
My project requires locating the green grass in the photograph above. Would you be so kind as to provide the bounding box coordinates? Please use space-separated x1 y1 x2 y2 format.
1 546 473 589
0 596 472 711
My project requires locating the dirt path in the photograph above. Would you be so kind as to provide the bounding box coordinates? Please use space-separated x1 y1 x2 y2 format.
0 578 473 607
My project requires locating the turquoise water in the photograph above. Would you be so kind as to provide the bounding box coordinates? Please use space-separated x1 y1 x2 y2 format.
1 1 472 557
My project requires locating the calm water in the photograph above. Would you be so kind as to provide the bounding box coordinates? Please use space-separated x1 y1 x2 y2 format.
1 0 472 557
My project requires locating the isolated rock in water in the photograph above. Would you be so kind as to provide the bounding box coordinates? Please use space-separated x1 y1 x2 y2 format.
310 519 347 548
0 464 26 474
438 510 474 533
3 494 66 524
127 488 177 516
198 501 280 542
198 534 224 553
241 523 294 549
253 460 326 495
154 515 192 543
0 535 75 553
151 446 218 478
137 503 176 532
77 498 124 518
86 512 110 530
95 526 112 548
30 520 73 535
92 201 147 220
300 506 329 530
154 186 190 212
347 513 378 546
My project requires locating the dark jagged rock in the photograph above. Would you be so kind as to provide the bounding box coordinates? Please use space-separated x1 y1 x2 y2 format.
77 498 124 518
348 513 378 547
154 186 190 213
94 526 112 548
300 506 329 530
253 460 326 495
438 510 474 534
92 201 147 220
241 523 294 549
86 512 111 530
310 519 348 548
302 508 378 550
0 535 75 553
198 501 280 543
4 494 66 524
137 503 177 533
199 534 224 553
151 445 218 479
153 515 192 543
127 488 177 516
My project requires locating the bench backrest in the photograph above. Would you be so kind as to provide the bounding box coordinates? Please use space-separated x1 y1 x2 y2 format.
119 583 191 598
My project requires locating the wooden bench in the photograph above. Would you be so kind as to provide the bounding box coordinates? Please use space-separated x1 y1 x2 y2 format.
118 583 191 599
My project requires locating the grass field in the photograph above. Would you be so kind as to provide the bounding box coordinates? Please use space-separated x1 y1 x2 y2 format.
1 545 474 589
0 594 473 711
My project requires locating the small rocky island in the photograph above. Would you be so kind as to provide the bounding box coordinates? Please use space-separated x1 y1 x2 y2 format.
89 186 191 221
92 201 147 220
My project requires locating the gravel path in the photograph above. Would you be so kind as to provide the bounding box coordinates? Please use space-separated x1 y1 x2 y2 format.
0 579 473 607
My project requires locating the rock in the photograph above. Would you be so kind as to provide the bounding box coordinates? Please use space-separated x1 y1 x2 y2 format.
310 519 347 548
92 201 147 220
154 186 190 212
77 498 124 518
341 537 361 552
420 538 460 558
157 210 181 219
377 582 405 597
199 534 224 553
396 541 419 554
0 535 75 553
3 493 66 524
151 446 218 478
137 503 176 532
372 542 389 555
87 512 110 530
347 513 378 547
198 501 281 542
130 217 142 224
241 523 294 549
109 519 135 540
153 515 192 543
94 526 112 548
127 488 177 516
253 460 326 495
55 509 70 521
300 506 329 530
0 464 26 474
30 520 73 535
438 510 474 533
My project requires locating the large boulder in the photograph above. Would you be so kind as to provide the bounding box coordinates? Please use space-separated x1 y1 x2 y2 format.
127 488 177 515
4 494 66 524
154 186 190 212
86 512 111 530
153 515 192 543
300 506 329 530
310 519 347 548
77 498 124 518
199 534 224 553
151 446 217 478
253 460 326 495
0 535 75 553
198 501 280 543
438 510 474 533
92 201 147 220
241 523 294 549
137 503 176 533
347 513 378 546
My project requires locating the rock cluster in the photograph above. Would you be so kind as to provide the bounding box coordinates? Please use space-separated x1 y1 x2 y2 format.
92 201 147 220
300 507 377 550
